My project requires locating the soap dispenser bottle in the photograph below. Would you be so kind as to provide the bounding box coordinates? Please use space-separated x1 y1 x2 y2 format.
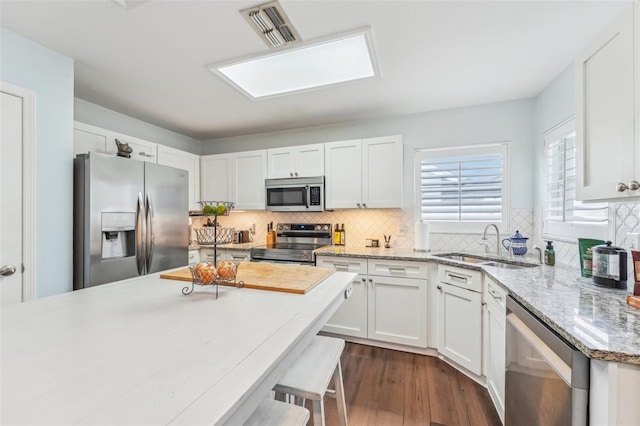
544 241 555 266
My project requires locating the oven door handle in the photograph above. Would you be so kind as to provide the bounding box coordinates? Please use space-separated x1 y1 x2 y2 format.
506 312 571 385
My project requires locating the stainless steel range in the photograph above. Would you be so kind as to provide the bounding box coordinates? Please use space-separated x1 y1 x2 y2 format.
250 223 332 264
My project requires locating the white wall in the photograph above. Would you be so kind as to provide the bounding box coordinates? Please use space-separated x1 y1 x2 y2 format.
75 98 201 155
1 28 74 297
202 98 536 212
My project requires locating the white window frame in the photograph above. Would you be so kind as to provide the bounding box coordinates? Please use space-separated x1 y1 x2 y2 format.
414 142 510 233
542 117 609 241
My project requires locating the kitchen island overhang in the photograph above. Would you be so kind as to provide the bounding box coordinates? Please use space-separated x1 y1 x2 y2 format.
1 266 355 425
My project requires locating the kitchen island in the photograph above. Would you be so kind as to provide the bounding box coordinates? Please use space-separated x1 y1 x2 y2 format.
1 267 354 425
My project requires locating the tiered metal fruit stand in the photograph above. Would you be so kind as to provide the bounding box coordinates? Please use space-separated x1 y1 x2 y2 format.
182 201 244 297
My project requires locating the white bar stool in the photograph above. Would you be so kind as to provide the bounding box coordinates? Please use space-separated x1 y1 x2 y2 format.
273 336 348 426
244 398 310 426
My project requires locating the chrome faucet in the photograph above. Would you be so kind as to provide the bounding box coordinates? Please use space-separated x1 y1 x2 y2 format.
482 223 500 255
533 245 543 264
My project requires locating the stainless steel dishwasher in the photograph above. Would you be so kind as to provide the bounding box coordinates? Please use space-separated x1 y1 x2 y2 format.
505 297 590 425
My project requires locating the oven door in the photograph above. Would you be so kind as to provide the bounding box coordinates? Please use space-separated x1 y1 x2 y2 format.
505 297 589 426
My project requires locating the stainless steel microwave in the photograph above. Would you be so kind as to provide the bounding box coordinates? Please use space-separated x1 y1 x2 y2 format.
265 176 324 212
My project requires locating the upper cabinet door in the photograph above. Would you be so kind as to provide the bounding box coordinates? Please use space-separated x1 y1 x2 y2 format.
267 143 325 178
267 147 295 179
325 140 362 209
73 122 108 156
200 154 232 203
157 145 200 211
232 150 267 210
576 4 637 201
294 143 325 177
362 135 403 208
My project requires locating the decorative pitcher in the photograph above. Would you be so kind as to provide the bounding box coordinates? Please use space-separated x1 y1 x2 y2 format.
502 230 528 256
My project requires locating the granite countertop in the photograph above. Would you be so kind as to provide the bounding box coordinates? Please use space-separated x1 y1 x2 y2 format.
314 245 640 365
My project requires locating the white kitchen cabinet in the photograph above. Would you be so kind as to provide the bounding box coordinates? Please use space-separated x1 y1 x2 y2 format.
325 135 403 209
73 122 108 156
200 154 232 202
576 3 639 201
231 150 267 210
318 257 368 339
267 143 325 178
368 274 427 347
158 145 200 211
319 256 427 348
73 121 157 162
226 250 250 262
436 264 482 375
484 276 507 423
105 132 157 163
201 150 266 210
199 247 224 263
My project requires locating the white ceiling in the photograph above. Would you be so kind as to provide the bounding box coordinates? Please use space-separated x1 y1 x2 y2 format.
0 0 629 140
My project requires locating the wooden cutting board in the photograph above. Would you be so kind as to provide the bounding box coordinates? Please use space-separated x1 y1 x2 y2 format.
160 262 336 294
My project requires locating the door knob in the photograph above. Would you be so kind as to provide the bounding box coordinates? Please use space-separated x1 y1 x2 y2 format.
0 265 17 276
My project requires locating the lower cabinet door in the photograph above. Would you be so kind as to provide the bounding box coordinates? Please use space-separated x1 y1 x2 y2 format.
323 274 368 338
486 301 506 423
437 282 482 375
367 276 427 347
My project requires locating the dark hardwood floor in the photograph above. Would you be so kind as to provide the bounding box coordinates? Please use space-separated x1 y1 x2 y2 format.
311 342 501 426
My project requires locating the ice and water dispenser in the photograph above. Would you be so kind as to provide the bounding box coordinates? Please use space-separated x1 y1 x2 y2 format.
101 212 136 259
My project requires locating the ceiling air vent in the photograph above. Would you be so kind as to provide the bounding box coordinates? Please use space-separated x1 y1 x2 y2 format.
241 1 301 48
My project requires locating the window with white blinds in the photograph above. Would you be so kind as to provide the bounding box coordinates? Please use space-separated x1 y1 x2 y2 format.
414 143 509 231
543 118 608 239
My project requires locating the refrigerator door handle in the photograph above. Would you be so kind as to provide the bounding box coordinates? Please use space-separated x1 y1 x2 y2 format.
145 192 155 272
136 192 145 275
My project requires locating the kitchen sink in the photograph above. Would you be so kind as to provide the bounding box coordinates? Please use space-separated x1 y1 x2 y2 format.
434 253 539 269
433 253 488 263
482 261 538 269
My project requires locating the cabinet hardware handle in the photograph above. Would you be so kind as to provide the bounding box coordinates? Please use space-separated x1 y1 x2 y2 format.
361 277 366 282
447 273 469 282
363 203 367 208
488 289 503 301
290 172 293 177
294 172 298 177
369 278 373 283
616 181 639 192
138 152 155 158
357 203 361 208
482 302 487 306
333 263 349 270
388 267 406 272
437 285 442 291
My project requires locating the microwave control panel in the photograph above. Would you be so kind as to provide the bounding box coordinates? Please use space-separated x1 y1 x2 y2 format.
309 186 321 206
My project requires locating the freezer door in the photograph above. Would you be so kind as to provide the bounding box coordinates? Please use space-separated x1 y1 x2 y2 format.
79 153 145 288
144 162 189 274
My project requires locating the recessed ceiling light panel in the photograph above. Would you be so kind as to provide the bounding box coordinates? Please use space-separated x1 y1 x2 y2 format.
209 28 379 100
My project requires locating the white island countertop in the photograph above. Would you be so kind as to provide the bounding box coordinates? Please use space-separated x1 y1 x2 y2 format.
1 268 354 425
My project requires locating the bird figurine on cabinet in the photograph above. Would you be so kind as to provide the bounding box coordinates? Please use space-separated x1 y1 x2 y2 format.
115 138 133 158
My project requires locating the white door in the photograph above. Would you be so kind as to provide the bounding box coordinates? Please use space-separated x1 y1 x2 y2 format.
200 154 232 203
232 150 267 210
322 274 368 338
1 91 23 305
266 147 295 178
362 135 403 208
157 145 201 210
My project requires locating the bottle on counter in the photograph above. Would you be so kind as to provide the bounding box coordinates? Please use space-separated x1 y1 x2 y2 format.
340 224 346 246
333 223 341 245
544 241 555 266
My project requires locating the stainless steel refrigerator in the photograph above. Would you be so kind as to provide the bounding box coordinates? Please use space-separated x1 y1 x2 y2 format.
74 152 188 290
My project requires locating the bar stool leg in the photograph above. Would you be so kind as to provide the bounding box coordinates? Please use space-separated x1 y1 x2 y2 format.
333 359 348 426
312 399 325 426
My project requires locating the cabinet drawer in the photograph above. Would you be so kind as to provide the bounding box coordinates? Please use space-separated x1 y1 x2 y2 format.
316 256 367 274
227 250 250 262
484 275 507 310
437 264 482 292
200 248 223 262
368 259 427 279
